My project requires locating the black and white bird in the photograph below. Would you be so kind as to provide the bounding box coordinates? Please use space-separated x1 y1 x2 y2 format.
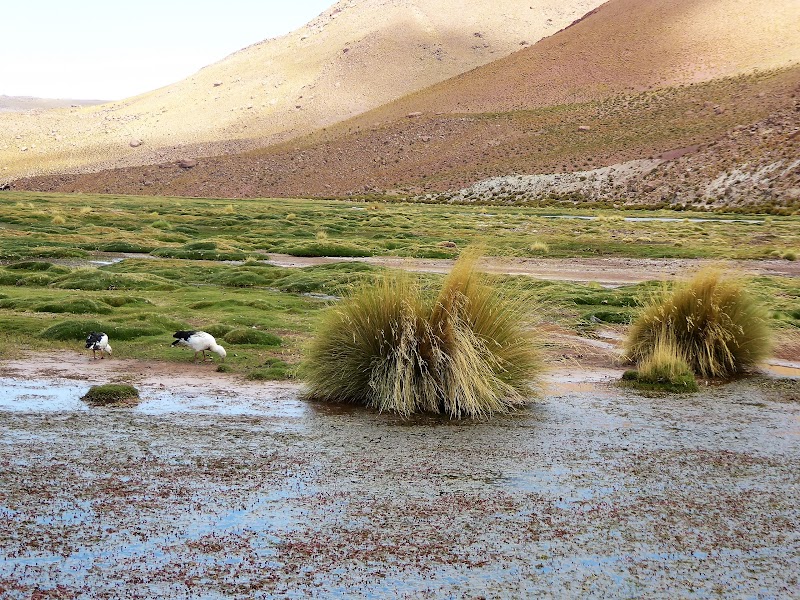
85 332 112 360
171 331 227 362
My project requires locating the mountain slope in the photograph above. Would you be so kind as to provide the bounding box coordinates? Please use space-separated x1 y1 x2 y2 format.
359 0 800 118
14 0 799 207
0 0 605 184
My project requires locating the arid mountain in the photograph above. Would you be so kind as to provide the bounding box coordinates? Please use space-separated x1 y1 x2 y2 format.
0 0 605 185
364 0 800 117
14 0 799 208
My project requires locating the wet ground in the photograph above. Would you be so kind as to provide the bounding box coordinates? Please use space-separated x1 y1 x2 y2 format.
1 354 798 598
7 252 799 287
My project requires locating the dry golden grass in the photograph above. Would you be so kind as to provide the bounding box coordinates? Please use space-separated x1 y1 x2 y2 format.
633 331 699 391
303 252 541 418
625 268 772 378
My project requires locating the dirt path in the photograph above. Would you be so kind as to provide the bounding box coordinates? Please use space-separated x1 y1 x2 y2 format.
265 254 800 286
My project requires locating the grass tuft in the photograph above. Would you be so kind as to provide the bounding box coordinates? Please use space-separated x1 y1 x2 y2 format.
529 241 550 254
625 268 771 378
622 332 699 392
303 252 541 418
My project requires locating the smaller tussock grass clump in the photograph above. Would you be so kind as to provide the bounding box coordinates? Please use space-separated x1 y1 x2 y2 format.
303 252 541 418
622 332 698 393
529 241 550 254
81 384 140 406
625 268 771 379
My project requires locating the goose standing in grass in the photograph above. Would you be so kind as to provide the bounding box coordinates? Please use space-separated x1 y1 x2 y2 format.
172 330 227 363
85 332 112 360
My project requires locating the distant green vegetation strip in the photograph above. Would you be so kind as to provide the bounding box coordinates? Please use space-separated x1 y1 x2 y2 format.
0 192 797 261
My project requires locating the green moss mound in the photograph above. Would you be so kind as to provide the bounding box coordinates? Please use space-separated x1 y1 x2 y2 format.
81 384 140 406
40 320 164 341
35 299 112 315
223 329 282 346
6 261 56 272
151 240 246 261
97 241 156 253
246 359 294 380
99 295 152 308
211 271 273 288
203 324 235 339
52 269 178 291
286 242 372 258
621 370 699 393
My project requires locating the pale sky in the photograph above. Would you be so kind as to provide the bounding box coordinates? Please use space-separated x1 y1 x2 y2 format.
2 1 335 100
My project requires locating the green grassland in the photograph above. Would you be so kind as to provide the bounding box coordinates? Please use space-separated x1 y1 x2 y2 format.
0 192 797 380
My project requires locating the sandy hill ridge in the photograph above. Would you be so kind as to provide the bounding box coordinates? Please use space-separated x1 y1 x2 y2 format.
16 0 799 208
0 0 605 185
358 0 800 119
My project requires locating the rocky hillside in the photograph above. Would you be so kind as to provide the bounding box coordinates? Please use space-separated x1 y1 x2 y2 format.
0 0 605 185
450 97 800 211
13 0 800 210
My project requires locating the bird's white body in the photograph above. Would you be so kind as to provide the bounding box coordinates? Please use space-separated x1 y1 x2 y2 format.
85 332 112 360
172 330 227 362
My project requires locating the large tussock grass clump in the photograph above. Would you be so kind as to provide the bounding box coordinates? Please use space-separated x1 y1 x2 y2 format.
303 254 541 418
625 268 771 379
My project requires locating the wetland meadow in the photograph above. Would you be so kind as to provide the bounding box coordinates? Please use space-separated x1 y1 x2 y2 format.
0 191 798 597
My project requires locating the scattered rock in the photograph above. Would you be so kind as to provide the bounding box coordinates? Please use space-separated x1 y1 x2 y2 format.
177 159 197 169
213 81 223 87
406 112 423 118
577 125 591 132
129 139 143 148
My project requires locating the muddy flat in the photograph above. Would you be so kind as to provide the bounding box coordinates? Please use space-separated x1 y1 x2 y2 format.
265 254 800 286
1 353 798 598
